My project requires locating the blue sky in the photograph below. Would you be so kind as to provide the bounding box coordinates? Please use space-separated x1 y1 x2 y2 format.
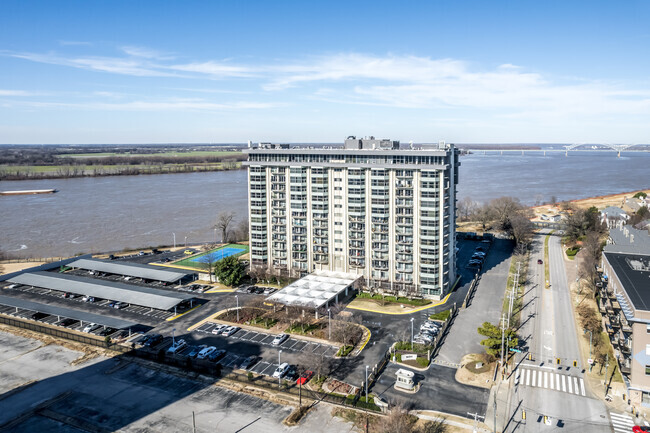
1 0 649 144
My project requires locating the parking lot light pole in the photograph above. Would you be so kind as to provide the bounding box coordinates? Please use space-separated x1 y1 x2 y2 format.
235 295 239 322
328 308 331 340
278 350 282 386
172 232 176 249
410 317 414 350
184 236 187 247
365 365 369 403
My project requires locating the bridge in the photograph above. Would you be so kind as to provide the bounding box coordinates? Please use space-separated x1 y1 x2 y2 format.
469 143 649 157
562 143 649 157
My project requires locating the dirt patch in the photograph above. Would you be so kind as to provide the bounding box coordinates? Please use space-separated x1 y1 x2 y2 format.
1 261 47 274
283 405 311 426
456 354 495 389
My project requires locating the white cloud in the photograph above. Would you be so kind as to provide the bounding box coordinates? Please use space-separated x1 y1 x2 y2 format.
0 89 33 96
168 61 254 78
121 46 174 60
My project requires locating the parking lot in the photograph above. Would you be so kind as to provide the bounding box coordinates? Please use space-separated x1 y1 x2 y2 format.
3 282 177 320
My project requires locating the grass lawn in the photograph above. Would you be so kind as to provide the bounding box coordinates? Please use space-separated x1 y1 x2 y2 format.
356 292 431 307
429 309 451 321
172 244 249 270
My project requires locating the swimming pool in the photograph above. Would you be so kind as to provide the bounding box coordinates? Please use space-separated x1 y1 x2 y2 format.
189 247 245 263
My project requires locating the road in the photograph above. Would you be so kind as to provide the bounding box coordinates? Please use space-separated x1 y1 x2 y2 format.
502 232 610 432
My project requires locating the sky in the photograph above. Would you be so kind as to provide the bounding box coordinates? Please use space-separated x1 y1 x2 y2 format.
1 0 649 144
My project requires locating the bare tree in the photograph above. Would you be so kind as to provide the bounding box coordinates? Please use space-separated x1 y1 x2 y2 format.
215 211 236 243
378 406 418 433
331 312 363 348
196 252 218 282
235 217 249 242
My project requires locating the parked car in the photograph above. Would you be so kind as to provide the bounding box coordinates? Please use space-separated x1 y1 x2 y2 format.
81 295 96 303
98 327 117 337
223 326 240 337
133 334 150 346
143 334 163 347
633 426 650 432
253 286 265 294
421 321 439 331
197 346 217 360
208 349 227 362
186 345 206 359
272 362 290 379
537 259 543 264
414 333 434 343
82 323 100 333
113 301 127 309
167 339 187 354
296 370 314 385
184 250 194 255
30 312 48 321
239 355 259 369
285 365 298 380
272 333 289 346
212 324 228 335
263 287 275 295
57 318 77 327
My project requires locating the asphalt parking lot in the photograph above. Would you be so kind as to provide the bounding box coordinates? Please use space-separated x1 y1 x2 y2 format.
0 331 355 433
188 322 340 376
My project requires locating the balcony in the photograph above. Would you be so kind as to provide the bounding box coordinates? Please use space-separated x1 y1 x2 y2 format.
272 226 286 234
292 228 307 235
349 259 365 268
272 252 287 259
372 262 389 271
371 225 388 233
271 209 286 217
372 217 389 224
372 243 389 252
372 252 389 260
396 181 413 189
314 255 329 264
397 238 413 245
396 228 414 235
396 255 413 264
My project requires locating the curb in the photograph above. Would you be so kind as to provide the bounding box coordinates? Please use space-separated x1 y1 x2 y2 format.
166 304 202 322
347 291 452 315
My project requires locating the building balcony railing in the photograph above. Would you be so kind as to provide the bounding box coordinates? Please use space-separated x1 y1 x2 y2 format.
397 239 413 245
314 256 329 264
371 217 389 224
349 259 365 268
372 263 389 271
395 256 413 264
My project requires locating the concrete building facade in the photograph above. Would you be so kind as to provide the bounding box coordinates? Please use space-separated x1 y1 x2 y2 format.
243 137 459 300
600 225 650 406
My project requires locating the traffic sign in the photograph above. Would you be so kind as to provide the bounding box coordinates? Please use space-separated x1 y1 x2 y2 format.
509 348 522 353
588 358 594 364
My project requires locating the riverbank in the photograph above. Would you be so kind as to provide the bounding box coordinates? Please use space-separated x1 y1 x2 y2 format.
0 162 243 180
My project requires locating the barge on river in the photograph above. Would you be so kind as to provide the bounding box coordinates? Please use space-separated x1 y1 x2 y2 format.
0 189 58 196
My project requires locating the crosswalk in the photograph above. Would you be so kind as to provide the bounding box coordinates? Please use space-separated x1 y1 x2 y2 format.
610 412 635 433
515 368 585 396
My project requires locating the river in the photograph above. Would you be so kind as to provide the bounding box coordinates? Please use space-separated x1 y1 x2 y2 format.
1 150 649 259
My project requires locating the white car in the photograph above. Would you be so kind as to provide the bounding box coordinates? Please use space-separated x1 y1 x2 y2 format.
272 333 289 346
223 326 240 337
197 346 217 360
212 324 227 334
167 339 187 354
82 323 99 333
272 362 290 378
421 323 439 333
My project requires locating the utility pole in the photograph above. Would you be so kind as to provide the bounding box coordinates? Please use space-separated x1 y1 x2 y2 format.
500 313 508 373
192 411 196 433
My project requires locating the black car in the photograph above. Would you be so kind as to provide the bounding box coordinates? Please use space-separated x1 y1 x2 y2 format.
239 355 259 370
30 312 48 321
58 318 77 327
253 286 265 294
285 365 298 381
143 334 163 347
98 327 117 337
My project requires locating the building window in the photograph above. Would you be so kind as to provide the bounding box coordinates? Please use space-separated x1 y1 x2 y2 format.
646 344 650 356
646 366 650 376
647 324 650 334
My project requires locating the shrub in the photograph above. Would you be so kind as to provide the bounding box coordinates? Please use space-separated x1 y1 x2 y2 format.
566 247 580 257
416 357 430 368
429 309 451 321
247 371 254 381
336 345 354 357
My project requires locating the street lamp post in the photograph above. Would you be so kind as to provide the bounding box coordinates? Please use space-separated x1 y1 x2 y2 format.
365 365 369 403
328 308 331 341
214 228 217 244
410 317 414 350
172 232 176 249
278 350 282 386
586 329 593 371
184 236 187 247
236 295 239 322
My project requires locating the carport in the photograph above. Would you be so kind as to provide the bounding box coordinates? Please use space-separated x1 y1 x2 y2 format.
0 294 138 330
8 271 195 313
265 271 361 318
68 258 197 285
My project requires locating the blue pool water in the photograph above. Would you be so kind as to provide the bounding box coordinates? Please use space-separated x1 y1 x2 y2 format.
189 247 245 263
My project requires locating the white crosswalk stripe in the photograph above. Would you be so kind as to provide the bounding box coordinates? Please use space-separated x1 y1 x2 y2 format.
610 412 635 433
516 368 587 397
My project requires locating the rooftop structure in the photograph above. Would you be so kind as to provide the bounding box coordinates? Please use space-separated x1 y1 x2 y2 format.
0 295 138 329
8 272 193 311
265 270 360 309
68 258 196 284
244 136 459 300
605 222 650 255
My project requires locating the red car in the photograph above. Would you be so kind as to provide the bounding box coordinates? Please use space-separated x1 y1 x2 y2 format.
633 426 650 432
296 370 314 386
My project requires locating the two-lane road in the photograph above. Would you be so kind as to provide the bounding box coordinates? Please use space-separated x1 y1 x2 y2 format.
503 232 610 432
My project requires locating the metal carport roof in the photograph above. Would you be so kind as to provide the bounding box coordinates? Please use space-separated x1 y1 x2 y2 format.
69 258 194 283
8 272 193 311
265 271 360 309
0 295 138 329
